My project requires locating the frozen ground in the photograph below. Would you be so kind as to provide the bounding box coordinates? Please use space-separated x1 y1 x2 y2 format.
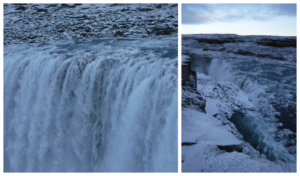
182 34 296 172
182 109 295 172
4 3 178 45
182 34 296 64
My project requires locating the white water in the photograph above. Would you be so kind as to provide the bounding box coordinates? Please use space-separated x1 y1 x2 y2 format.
4 38 178 172
206 58 296 163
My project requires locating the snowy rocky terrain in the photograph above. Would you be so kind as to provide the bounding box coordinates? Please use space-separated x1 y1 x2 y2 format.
182 34 296 172
4 3 178 45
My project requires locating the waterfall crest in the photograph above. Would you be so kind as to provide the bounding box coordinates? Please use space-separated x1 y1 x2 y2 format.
4 38 178 172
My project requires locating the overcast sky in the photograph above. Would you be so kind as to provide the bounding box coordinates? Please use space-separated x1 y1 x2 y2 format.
182 4 297 36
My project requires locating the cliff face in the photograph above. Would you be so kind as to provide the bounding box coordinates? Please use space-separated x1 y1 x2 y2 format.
4 3 178 45
181 53 197 89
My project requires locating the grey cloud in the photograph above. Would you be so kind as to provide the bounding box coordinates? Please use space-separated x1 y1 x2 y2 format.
182 4 296 25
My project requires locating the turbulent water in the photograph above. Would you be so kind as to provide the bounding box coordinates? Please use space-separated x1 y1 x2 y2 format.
4 37 178 172
193 56 296 164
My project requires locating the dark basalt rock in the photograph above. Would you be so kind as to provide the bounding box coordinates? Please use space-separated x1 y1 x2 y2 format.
28 35 38 39
182 142 197 146
16 6 27 11
182 53 197 89
256 38 296 48
37 8 47 13
235 50 287 60
114 31 123 37
46 4 58 7
217 144 243 153
155 4 162 8
139 8 154 12
61 4 71 8
109 4 118 7
121 8 129 12
68 4 77 8
234 50 253 56
153 27 176 35
57 28 65 33
12 3 27 5
85 27 92 32
198 38 237 44
169 4 178 8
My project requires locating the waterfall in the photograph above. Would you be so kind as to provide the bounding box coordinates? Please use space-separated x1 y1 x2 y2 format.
202 58 296 163
4 38 178 172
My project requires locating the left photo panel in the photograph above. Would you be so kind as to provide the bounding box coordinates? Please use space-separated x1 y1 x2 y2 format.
3 3 178 172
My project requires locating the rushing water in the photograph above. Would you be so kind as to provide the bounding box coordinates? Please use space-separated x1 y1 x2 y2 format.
4 37 178 172
192 55 296 164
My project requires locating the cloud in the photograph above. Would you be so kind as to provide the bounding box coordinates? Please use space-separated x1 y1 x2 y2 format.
182 4 296 25
182 4 217 24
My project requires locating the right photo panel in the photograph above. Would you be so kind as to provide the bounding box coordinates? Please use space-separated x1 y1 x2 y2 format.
181 3 296 172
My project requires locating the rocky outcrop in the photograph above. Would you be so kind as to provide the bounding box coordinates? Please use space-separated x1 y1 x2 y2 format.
182 142 197 146
198 37 240 44
182 86 206 113
4 3 178 45
182 53 197 89
256 38 296 48
217 144 243 153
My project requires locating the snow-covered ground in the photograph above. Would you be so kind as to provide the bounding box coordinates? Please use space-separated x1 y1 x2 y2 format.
182 34 296 172
4 3 178 45
182 34 296 64
182 109 295 172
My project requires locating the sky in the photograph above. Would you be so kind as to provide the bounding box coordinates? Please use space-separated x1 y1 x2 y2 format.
182 4 297 36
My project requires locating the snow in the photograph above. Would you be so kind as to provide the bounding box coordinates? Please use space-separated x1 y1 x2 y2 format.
182 34 296 65
182 109 241 146
182 108 296 172
205 99 219 116
181 54 190 65
4 3 178 45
